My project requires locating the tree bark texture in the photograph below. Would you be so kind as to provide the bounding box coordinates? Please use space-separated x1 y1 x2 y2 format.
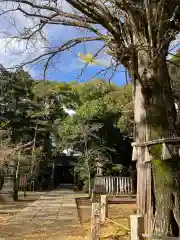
134 48 180 235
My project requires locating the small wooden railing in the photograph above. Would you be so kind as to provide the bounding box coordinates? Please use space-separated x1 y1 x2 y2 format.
94 176 133 194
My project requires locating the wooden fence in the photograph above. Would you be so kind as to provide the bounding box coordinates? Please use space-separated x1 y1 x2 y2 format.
94 176 133 194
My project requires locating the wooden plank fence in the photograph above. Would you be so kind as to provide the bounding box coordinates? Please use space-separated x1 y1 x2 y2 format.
94 176 133 194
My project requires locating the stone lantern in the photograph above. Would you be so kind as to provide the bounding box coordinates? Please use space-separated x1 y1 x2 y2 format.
92 155 106 199
1 159 16 200
95 155 104 176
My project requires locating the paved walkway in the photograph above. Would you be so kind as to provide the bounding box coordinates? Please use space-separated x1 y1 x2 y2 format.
0 188 81 240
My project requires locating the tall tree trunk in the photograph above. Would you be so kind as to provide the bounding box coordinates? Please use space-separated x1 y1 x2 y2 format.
134 50 180 235
134 79 152 232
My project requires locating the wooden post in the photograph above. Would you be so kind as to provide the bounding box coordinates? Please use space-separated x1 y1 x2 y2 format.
127 178 129 193
120 177 122 193
100 195 108 223
116 177 118 194
91 203 100 240
123 177 125 193
108 177 111 194
111 177 113 193
130 215 144 240
105 177 107 192
125 177 127 193
130 177 133 194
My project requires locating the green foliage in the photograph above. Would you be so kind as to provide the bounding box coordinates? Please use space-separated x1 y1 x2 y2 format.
76 100 112 122
0 70 133 191
73 147 100 191
72 79 133 133
103 84 133 135
58 79 133 190
0 68 72 170
104 163 128 176
32 80 75 105
0 69 34 143
72 79 115 102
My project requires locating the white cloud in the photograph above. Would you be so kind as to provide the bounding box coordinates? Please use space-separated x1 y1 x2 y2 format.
0 1 47 69
0 36 47 68
0 0 72 67
0 2 37 35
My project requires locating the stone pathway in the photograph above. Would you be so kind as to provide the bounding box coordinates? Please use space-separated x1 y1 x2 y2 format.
0 188 81 240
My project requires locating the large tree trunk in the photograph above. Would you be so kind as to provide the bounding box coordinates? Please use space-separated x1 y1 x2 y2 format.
134 79 153 233
134 49 180 235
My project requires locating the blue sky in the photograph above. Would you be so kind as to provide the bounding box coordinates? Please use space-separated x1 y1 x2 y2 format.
47 66 127 85
0 2 128 86
31 58 128 86
28 24 128 86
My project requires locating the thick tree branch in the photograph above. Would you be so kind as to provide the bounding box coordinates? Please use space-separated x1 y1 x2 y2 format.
2 2 106 41
41 18 107 39
1 0 179 82
66 0 120 36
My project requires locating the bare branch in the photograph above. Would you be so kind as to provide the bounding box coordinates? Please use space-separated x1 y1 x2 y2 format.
3 0 64 13
1 0 179 86
18 6 96 24
0 7 18 16
41 18 107 39
17 36 101 67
